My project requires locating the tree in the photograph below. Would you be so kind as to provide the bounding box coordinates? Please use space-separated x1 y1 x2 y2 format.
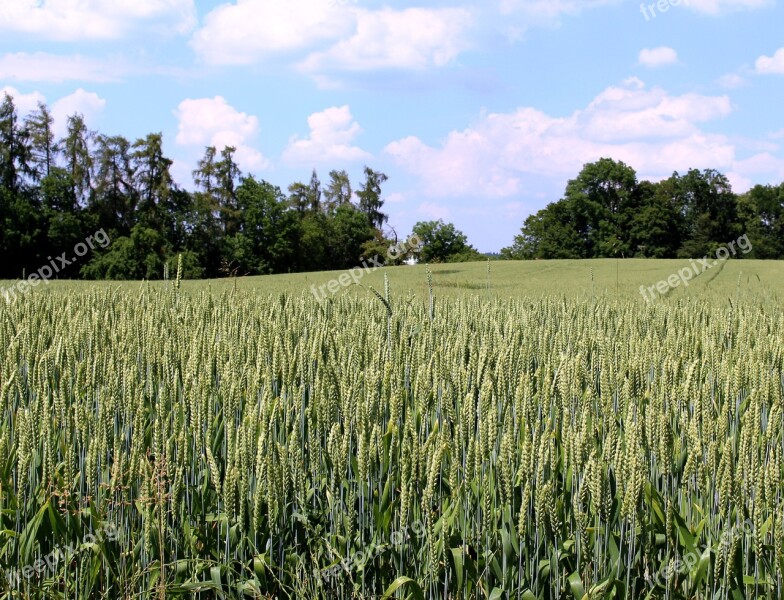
26 102 57 180
562 158 638 257
324 169 352 212
81 224 165 280
736 183 784 258
0 93 32 192
215 146 242 235
40 167 90 269
92 134 137 234
625 180 681 257
411 220 480 263
230 176 299 274
193 146 218 194
0 185 43 277
308 169 321 212
190 146 224 276
190 145 243 269
62 114 93 204
132 133 173 231
357 166 388 230
666 169 737 257
288 170 322 215
328 203 375 269
297 211 332 271
501 201 585 259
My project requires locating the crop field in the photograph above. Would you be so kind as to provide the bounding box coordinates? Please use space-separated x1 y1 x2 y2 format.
1 259 784 599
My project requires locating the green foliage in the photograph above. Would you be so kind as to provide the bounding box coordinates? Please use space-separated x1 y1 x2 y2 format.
0 97 401 280
502 158 778 260
229 176 299 275
736 183 784 259
356 166 388 230
80 224 164 280
412 219 480 263
329 202 376 268
323 169 352 212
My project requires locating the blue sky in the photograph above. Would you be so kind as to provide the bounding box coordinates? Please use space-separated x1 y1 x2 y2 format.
1 0 782 252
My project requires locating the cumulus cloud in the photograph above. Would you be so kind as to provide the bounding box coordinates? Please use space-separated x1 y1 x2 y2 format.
191 0 353 65
0 53 122 83
174 96 269 172
1 86 105 137
299 8 472 72
283 105 370 165
0 0 196 41
755 48 784 74
638 47 678 68
0 86 47 116
51 89 106 137
192 1 471 73
384 78 743 198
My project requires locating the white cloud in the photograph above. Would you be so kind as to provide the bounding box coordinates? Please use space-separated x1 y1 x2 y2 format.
495 0 618 39
384 78 741 198
0 86 46 116
0 0 196 41
499 0 616 19
193 1 471 71
717 73 747 88
755 48 784 74
174 96 269 172
733 153 784 176
685 0 772 15
283 105 371 165
300 7 472 72
1 86 105 137
191 0 354 65
500 0 769 22
638 47 678 68
0 53 122 83
51 89 106 137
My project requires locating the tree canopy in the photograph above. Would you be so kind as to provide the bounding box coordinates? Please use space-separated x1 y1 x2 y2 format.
501 158 782 260
0 93 404 280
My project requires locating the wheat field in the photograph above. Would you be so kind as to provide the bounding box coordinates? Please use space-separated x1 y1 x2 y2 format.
1 261 783 598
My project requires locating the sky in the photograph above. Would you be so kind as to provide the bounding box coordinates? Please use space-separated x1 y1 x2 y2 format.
1 0 783 252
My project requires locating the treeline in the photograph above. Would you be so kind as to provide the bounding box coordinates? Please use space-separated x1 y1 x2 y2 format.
0 93 416 280
502 158 784 260
5 89 782 278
